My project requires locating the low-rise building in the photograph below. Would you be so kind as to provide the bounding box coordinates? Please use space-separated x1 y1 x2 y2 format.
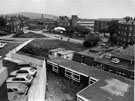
73 45 121 66
57 50 75 60
48 48 65 59
46 57 134 101
94 44 134 80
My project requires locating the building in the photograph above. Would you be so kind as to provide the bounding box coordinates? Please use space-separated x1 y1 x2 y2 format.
77 19 95 31
71 15 78 27
48 48 65 59
73 45 122 66
94 44 134 80
94 18 114 32
57 50 75 60
56 16 70 27
110 21 135 45
0 60 8 101
46 57 134 101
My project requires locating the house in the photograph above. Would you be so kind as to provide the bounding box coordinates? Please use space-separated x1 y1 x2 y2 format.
48 48 65 59
46 57 134 101
57 50 75 60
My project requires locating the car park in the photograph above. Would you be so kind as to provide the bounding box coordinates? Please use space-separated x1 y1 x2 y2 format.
7 83 28 95
7 74 33 86
10 67 37 77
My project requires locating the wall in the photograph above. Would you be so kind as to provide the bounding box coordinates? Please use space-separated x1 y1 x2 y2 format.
11 53 43 66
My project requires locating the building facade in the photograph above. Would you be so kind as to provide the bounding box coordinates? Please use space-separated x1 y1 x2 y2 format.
111 21 135 45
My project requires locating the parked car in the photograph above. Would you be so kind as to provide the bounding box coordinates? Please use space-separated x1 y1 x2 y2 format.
8 92 28 101
0 42 7 48
10 67 37 77
7 83 28 95
7 74 33 86
111 58 120 63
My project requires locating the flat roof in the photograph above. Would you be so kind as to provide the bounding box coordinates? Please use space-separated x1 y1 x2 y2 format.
95 57 134 72
77 45 119 58
77 78 134 101
113 45 134 61
57 50 75 55
49 48 65 52
48 57 131 81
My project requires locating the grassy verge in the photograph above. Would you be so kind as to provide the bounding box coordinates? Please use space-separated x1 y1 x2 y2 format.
18 39 87 58
13 32 47 38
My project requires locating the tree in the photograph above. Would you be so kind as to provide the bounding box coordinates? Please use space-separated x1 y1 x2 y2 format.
83 33 100 47
108 20 119 43
74 25 90 35
0 16 7 26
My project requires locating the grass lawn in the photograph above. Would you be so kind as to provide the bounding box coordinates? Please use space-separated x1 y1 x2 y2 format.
0 42 21 56
18 39 87 58
14 32 47 38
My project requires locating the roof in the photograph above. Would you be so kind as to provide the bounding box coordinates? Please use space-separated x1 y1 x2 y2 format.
77 45 119 58
48 57 132 80
54 27 66 31
113 45 134 61
57 50 75 55
49 48 65 53
77 78 134 101
95 57 134 72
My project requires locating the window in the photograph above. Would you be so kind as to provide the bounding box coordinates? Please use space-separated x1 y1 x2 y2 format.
72 73 80 82
52 65 59 73
131 75 134 80
13 78 20 81
89 77 98 85
26 75 31 80
13 88 18 92
20 78 25 81
17 70 28 73
8 88 13 92
65 69 72 79
81 56 85 64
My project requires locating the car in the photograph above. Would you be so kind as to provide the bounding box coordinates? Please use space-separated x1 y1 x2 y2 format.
0 42 7 48
111 58 120 63
10 67 37 77
8 92 28 101
7 74 33 86
7 83 28 95
54 35 60 38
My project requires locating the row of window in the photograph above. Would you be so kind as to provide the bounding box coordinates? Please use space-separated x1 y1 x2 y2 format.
51 63 81 82
95 64 134 80
119 26 132 31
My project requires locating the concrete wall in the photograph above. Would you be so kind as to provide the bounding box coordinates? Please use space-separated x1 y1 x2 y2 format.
11 53 43 66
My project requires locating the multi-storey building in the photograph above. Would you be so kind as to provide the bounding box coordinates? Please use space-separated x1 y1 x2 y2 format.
0 61 8 101
111 21 135 45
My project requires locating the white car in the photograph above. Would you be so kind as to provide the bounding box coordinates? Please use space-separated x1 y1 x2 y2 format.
7 83 28 95
0 42 7 48
10 67 37 77
111 58 120 63
7 74 33 86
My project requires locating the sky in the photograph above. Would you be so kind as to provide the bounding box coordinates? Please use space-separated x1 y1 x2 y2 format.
0 0 134 19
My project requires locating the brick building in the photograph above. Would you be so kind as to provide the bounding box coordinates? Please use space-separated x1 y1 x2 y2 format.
110 21 135 45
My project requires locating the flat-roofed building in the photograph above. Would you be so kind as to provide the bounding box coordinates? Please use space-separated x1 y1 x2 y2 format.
73 45 121 66
48 48 65 59
94 45 134 80
0 60 8 101
57 50 75 60
46 57 134 101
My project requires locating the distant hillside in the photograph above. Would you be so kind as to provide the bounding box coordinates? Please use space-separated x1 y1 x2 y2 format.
3 12 58 20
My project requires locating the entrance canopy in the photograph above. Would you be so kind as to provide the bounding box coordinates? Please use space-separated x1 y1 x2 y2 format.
54 27 66 31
